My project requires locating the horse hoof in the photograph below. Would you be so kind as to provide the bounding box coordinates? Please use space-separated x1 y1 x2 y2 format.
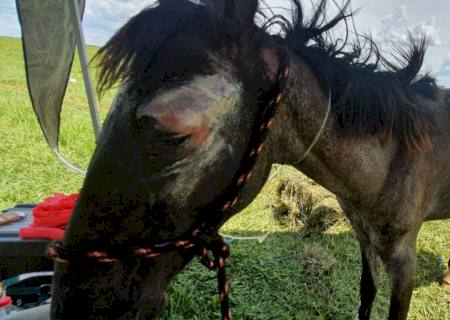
442 270 450 293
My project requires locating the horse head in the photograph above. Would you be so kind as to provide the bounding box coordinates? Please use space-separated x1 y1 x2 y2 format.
50 1 289 319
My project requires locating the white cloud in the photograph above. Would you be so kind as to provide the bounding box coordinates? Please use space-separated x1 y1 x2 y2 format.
83 0 152 45
411 16 441 46
438 75 450 88
438 53 450 76
0 0 152 44
0 2 21 38
373 5 441 46
437 53 450 88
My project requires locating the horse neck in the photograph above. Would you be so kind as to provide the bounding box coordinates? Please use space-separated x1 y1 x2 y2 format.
268 54 332 165
270 53 397 203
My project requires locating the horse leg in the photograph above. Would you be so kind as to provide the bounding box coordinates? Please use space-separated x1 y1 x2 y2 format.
356 244 380 320
338 200 380 320
380 231 418 320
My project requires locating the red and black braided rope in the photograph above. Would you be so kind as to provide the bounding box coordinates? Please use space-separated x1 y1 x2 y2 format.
47 49 290 320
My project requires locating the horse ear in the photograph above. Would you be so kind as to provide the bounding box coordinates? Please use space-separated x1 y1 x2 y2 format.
225 0 258 25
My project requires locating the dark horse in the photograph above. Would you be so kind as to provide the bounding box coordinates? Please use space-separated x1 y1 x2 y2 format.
49 1 450 319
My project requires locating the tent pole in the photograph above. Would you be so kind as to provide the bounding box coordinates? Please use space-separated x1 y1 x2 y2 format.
68 0 101 141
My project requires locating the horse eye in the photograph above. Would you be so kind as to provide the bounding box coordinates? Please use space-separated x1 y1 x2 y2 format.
153 131 193 151
165 134 190 146
145 134 191 160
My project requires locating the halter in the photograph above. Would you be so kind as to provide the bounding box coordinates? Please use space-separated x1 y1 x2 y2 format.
47 49 291 320
297 90 331 164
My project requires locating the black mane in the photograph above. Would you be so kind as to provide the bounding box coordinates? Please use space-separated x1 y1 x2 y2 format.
95 0 264 96
96 0 441 150
95 0 213 95
272 0 440 150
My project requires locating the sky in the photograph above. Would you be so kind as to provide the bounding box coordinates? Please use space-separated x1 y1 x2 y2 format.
0 0 449 87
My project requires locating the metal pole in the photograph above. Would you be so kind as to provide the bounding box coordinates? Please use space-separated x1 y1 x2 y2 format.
68 0 101 141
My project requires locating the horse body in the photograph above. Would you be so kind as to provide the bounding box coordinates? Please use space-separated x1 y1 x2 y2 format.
277 55 450 320
50 1 449 319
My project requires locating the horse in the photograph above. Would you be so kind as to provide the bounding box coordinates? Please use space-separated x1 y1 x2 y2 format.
48 1 450 319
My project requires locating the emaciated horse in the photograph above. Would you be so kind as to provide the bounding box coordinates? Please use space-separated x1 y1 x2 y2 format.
49 1 450 319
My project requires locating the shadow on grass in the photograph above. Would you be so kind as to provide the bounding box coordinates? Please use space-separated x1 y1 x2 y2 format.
160 229 448 320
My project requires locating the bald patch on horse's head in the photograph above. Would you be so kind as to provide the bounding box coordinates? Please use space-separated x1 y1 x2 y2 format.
142 92 211 149
137 72 242 150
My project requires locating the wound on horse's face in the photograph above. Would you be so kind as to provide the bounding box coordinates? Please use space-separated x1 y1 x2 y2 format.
136 72 241 150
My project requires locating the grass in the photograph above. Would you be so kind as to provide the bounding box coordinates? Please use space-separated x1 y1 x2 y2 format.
0 36 449 319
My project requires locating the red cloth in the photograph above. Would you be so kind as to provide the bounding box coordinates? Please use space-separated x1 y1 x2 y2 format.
19 193 79 240
0 296 12 308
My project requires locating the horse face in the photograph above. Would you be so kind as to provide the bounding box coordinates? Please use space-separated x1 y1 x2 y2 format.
51 1 273 319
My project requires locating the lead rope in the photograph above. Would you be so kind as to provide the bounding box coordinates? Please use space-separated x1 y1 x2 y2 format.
196 234 232 320
47 49 290 320
194 49 290 320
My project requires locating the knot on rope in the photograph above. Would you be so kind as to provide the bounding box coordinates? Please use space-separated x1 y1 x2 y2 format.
196 233 232 320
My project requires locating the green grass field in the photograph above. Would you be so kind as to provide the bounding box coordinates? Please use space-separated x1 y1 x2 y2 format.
0 36 448 319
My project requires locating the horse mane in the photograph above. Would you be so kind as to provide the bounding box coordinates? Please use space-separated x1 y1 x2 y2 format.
95 0 218 95
94 0 263 96
269 0 440 150
96 0 441 150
